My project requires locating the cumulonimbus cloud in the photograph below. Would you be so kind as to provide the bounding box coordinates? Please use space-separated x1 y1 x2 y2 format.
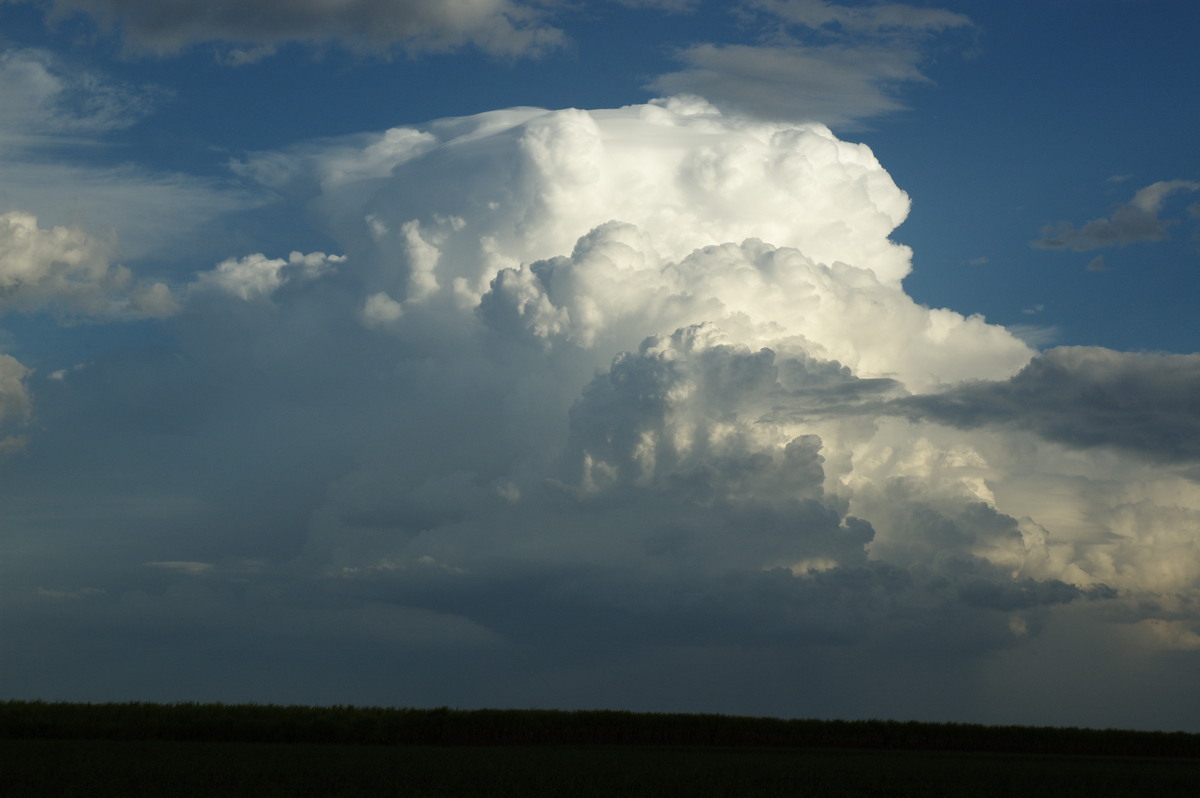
9 98 1200 723
234 101 1196 633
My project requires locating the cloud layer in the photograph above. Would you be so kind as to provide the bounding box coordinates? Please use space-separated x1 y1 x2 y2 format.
5 99 1200 728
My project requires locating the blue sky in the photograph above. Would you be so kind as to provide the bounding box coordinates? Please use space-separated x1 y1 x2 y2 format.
2 1 1200 731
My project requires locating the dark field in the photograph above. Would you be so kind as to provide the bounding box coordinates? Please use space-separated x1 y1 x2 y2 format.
3 702 1199 797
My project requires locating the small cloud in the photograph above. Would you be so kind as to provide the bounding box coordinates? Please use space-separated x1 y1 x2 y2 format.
1033 179 1200 252
1086 255 1108 271
191 250 344 301
966 256 988 266
1106 174 1132 184
0 434 29 455
361 291 405 328
1021 304 1044 315
38 587 105 600
144 561 214 575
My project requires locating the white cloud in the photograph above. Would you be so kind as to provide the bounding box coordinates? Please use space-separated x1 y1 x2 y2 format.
31 0 565 60
191 250 345 301
0 210 178 319
1034 179 1200 251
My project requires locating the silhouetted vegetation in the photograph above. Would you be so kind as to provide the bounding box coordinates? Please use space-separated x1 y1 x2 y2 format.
4 702 1200 796
3 700 1199 757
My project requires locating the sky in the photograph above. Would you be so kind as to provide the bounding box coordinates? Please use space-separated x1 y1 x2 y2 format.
1 0 1199 732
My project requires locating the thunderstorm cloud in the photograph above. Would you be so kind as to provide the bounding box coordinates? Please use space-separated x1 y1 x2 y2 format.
4 98 1200 728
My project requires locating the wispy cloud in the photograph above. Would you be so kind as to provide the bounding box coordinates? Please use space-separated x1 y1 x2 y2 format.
0 47 163 149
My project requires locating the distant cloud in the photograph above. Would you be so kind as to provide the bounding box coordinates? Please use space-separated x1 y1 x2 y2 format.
1033 180 1200 251
1086 255 1107 271
28 0 565 59
144 561 214 575
651 42 925 125
0 210 178 319
648 1 974 125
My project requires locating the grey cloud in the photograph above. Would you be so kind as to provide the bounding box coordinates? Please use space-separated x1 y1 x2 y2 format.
650 42 924 125
894 346 1200 464
1033 180 1200 251
338 559 1047 654
647 1 973 125
31 0 565 59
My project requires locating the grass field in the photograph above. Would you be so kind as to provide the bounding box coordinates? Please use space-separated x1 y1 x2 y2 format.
3 702 1198 796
